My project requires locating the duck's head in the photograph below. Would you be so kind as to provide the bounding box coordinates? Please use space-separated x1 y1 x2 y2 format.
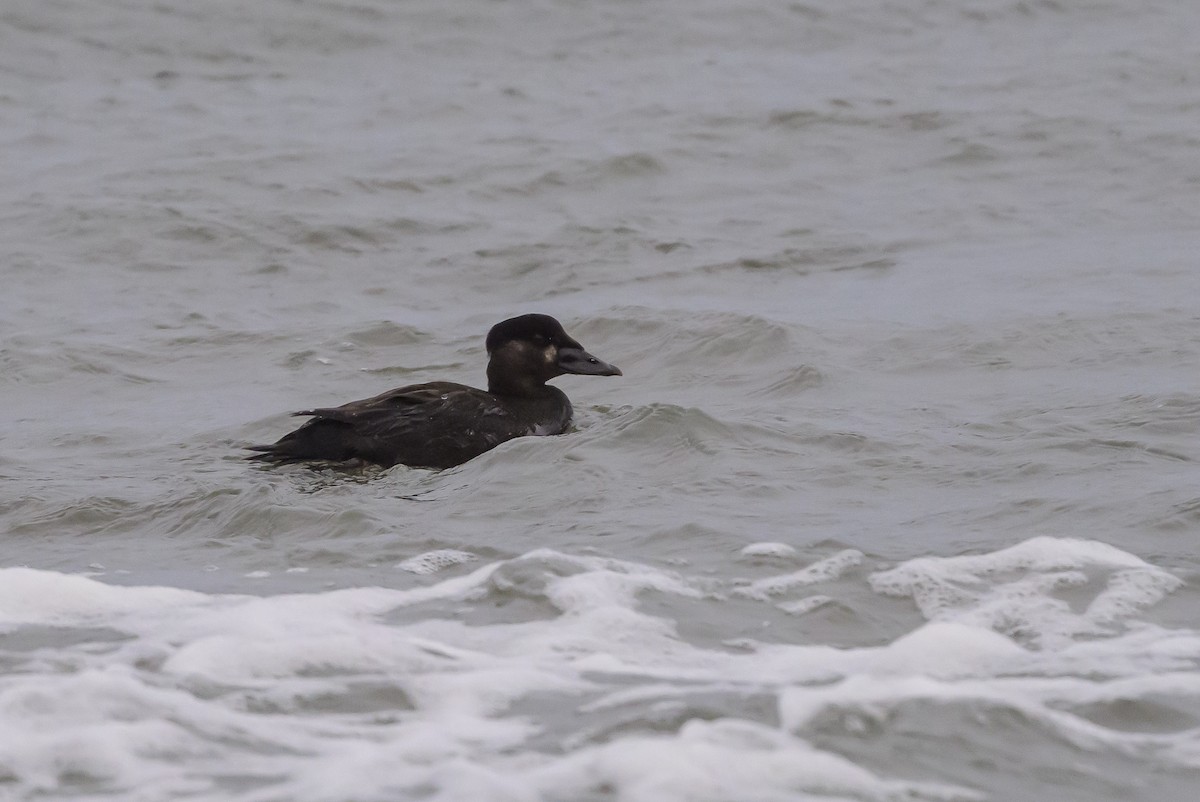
485 314 621 395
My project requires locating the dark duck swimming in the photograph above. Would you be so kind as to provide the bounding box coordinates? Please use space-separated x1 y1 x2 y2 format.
246 314 621 469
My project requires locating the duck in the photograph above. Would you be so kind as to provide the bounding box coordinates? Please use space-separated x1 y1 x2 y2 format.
245 314 621 469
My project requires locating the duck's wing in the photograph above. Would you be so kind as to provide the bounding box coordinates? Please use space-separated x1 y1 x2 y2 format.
294 382 464 421
246 382 517 468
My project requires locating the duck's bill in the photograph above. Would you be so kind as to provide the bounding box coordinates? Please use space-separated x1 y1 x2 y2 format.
557 346 622 376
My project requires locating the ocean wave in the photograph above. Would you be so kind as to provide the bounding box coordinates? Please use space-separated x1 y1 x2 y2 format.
0 537 1194 800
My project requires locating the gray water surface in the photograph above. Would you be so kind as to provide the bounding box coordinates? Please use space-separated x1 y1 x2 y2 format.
3 2 1200 800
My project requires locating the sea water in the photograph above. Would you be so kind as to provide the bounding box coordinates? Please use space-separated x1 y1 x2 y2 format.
3 1 1200 800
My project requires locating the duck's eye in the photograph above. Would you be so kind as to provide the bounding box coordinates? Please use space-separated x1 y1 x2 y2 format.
532 334 550 346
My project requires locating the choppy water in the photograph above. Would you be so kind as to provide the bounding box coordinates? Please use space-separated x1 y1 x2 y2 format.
4 1 1200 800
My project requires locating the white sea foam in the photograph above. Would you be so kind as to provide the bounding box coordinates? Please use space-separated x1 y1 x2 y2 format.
397 549 478 575
869 536 1184 648
0 537 1193 800
738 541 798 560
524 718 983 802
777 594 835 616
735 549 864 600
0 567 206 630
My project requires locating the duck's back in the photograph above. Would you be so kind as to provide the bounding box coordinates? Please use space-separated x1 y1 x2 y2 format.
246 381 572 469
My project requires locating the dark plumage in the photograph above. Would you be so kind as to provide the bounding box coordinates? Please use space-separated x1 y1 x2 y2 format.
245 314 621 469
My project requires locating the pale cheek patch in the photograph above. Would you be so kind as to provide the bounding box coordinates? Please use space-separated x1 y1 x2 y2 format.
543 346 557 364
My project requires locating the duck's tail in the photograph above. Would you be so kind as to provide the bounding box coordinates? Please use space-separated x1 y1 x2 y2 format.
244 417 358 465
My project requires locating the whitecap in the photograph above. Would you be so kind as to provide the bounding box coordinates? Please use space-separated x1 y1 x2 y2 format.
735 548 864 600
397 549 478 575
0 538 1192 801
